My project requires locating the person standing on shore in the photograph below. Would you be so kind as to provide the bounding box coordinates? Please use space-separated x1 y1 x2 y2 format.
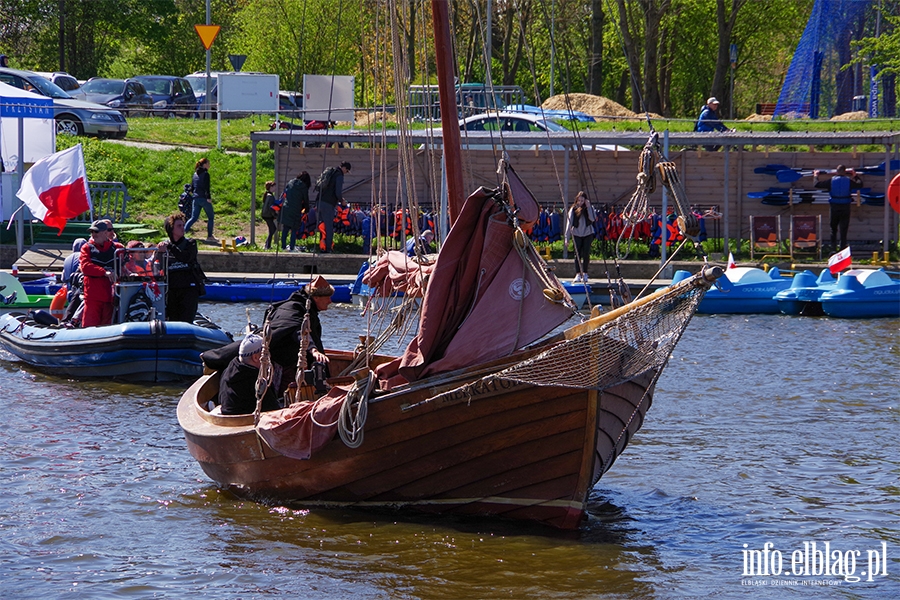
260 180 280 250
185 157 216 243
280 172 311 251
316 162 351 253
814 165 863 251
565 191 596 284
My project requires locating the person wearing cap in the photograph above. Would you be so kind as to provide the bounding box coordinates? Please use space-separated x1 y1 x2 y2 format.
316 161 351 253
696 97 731 151
218 334 280 415
79 219 124 327
814 164 863 251
157 211 205 322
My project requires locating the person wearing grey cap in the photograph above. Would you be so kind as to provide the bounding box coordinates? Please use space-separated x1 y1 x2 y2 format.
79 219 123 327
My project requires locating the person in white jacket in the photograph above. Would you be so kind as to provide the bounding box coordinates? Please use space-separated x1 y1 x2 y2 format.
565 191 597 283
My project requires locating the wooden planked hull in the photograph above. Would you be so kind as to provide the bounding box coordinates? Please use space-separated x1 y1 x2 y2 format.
178 356 657 529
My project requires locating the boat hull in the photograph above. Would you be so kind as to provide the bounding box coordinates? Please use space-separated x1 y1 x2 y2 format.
0 313 232 381
178 362 657 529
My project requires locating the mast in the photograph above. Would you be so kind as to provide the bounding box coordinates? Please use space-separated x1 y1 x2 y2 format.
431 0 464 224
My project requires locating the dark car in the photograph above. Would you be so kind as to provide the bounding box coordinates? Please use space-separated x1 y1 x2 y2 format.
81 78 153 117
0 67 127 138
132 75 197 118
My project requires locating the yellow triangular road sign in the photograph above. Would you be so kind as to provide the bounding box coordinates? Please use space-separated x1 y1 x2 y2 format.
195 25 221 50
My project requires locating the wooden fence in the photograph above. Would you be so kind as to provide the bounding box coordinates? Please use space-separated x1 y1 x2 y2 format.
275 145 897 248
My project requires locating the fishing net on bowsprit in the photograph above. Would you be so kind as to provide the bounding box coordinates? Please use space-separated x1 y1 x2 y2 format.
487 276 709 391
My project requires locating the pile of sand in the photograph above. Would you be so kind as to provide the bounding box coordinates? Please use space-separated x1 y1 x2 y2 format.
542 93 638 119
355 110 398 128
831 111 868 121
743 113 772 122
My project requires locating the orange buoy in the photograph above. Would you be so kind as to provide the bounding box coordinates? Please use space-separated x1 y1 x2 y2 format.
49 285 67 321
889 173 900 214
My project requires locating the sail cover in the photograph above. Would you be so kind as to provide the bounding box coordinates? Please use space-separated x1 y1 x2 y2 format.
377 164 573 387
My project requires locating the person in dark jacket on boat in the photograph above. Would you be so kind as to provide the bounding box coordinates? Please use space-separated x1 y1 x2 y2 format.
157 211 205 322
219 334 280 415
63 237 87 283
280 172 311 251
814 164 863 251
200 276 334 396
316 162 350 253
79 219 124 327
185 157 216 243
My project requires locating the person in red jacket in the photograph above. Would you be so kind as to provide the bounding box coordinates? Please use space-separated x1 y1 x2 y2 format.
79 219 123 327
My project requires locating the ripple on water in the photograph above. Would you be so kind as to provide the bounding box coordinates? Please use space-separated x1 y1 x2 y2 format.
0 308 897 598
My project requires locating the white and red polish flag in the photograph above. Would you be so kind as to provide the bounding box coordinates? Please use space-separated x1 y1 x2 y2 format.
727 252 736 269
15 144 91 235
827 247 852 275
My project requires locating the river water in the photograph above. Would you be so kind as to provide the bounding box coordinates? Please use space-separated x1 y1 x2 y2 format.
1 302 897 599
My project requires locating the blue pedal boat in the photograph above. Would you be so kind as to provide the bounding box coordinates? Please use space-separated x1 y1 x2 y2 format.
203 280 351 304
674 266 791 314
773 269 836 316
820 269 900 318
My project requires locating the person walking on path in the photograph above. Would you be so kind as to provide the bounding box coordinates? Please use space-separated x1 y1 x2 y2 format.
280 172 311 251
260 180 280 250
695 97 732 151
565 191 597 283
814 165 863 251
316 161 351 253
185 157 216 243
79 219 123 327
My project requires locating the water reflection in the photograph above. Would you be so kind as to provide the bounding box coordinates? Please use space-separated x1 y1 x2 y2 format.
1 305 897 598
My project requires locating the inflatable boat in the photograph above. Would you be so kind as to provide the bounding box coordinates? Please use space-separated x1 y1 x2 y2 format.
0 248 232 381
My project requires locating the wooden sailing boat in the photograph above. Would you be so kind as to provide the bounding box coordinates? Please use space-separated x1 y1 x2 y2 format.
177 1 722 529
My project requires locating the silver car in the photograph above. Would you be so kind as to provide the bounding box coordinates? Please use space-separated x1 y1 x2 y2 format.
34 71 87 102
0 67 128 138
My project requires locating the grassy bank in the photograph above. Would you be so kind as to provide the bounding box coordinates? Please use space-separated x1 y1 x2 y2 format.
58 135 275 242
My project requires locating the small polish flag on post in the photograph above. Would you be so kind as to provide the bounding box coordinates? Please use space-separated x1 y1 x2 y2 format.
827 247 852 274
726 252 736 269
15 144 92 235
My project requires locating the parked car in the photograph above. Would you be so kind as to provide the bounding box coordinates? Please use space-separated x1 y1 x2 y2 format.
278 90 303 118
80 78 153 117
457 112 620 151
132 75 197 117
0 67 127 138
184 71 227 112
34 71 86 102
184 70 267 117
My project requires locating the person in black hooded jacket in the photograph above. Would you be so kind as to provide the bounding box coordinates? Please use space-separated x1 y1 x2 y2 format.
157 211 205 322
200 276 334 395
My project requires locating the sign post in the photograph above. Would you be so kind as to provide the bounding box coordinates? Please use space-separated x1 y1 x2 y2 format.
195 0 220 119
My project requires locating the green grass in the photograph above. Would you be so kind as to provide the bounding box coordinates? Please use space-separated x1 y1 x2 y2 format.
125 115 279 152
58 134 275 242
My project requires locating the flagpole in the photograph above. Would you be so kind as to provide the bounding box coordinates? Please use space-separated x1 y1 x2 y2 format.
16 116 23 259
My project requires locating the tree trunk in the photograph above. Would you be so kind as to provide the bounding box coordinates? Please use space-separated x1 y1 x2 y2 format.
712 0 747 118
589 0 603 96
614 0 644 113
